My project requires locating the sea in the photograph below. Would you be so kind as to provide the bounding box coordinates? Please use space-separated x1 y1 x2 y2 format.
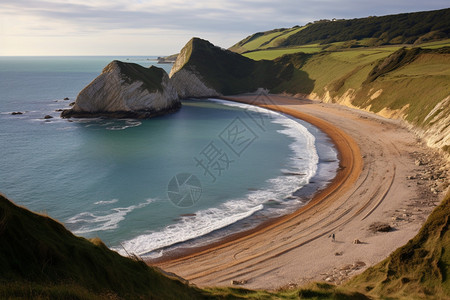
0 56 338 258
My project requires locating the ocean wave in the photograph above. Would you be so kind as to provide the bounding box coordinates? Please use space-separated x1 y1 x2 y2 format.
66 198 155 234
116 202 264 257
94 199 119 205
72 119 142 130
116 99 319 257
106 120 142 130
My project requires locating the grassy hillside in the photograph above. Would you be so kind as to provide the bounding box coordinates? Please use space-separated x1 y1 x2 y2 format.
235 42 450 153
243 45 322 61
231 8 449 61
229 26 307 54
282 8 449 47
0 194 209 300
298 46 450 152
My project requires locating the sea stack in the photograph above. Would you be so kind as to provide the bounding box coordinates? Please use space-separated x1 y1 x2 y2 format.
61 61 180 118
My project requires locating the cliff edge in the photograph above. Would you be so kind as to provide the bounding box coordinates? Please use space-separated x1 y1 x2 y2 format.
170 37 294 98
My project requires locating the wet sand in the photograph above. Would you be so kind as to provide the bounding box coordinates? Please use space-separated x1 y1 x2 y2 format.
154 94 446 289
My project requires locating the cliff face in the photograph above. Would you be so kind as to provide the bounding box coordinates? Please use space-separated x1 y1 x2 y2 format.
274 47 450 157
170 38 293 97
169 40 220 97
61 61 180 118
170 68 220 98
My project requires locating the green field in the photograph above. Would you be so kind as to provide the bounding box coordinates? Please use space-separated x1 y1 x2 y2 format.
240 41 449 133
229 26 308 54
420 38 450 49
243 45 322 60
258 26 307 49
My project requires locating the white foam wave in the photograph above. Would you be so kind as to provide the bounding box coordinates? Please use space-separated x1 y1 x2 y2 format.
74 119 142 130
116 202 264 257
67 198 154 234
117 99 319 257
106 120 142 130
94 199 119 205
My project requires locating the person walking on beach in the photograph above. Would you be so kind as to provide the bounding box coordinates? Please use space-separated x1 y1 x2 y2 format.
329 233 335 242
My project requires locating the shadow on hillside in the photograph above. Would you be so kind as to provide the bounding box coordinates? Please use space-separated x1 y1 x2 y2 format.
271 68 315 96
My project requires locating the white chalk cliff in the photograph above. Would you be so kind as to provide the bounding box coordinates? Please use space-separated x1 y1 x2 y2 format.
62 61 180 118
169 38 220 98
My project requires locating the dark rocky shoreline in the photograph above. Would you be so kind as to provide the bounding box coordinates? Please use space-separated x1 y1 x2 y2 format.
60 101 181 119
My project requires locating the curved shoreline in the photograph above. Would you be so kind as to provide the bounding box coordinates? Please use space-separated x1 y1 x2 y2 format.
149 96 361 264
154 94 442 289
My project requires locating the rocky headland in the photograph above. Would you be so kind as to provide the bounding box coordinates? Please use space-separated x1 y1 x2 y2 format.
169 37 293 98
61 60 180 119
171 38 450 157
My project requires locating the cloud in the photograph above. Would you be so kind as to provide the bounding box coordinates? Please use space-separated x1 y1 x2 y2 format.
0 0 448 55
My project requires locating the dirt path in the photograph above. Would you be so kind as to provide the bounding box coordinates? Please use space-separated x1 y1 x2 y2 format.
155 94 446 289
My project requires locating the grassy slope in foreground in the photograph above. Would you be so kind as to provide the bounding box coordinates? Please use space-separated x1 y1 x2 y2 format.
0 194 208 300
0 192 369 299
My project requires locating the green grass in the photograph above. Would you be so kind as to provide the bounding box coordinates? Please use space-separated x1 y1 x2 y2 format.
283 46 450 130
259 26 307 49
206 283 369 299
243 46 322 60
109 60 165 93
0 194 209 300
350 48 450 125
281 8 450 47
229 26 308 54
419 39 450 49
241 30 287 52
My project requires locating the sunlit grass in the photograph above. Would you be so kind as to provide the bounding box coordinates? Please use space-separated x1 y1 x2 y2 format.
244 46 322 60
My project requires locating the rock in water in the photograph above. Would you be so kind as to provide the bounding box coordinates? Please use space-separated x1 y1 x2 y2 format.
61 61 180 118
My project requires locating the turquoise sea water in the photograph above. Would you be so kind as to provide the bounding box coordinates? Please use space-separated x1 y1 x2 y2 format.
0 56 338 258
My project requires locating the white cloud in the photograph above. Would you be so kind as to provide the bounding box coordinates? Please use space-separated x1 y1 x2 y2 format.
0 0 448 55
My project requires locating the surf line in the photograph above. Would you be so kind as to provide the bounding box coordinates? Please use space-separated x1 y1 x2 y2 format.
151 94 362 264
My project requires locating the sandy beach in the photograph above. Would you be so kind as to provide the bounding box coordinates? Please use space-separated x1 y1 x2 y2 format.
155 94 447 289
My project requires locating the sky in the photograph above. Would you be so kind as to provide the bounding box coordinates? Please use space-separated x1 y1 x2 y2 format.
0 0 448 56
